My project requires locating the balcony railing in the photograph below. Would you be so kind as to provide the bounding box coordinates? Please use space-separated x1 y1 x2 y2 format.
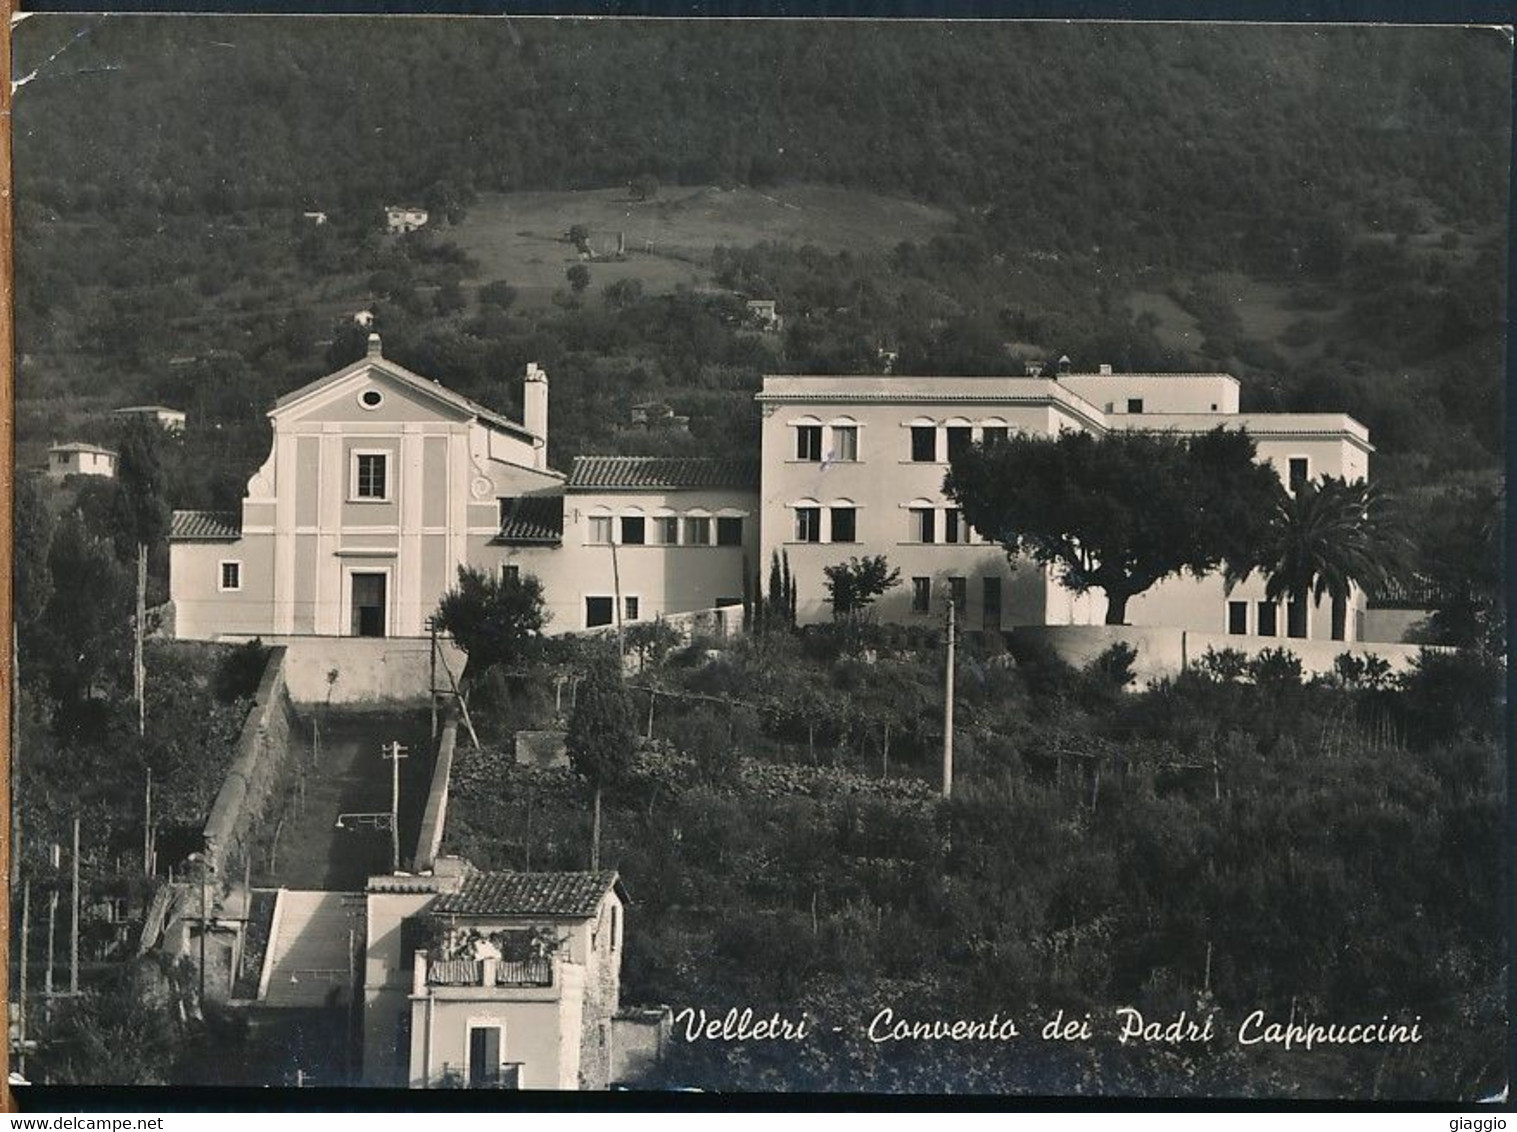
436 1061 524 1090
421 954 553 989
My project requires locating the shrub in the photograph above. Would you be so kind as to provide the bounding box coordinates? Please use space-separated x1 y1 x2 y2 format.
1085 642 1137 689
1195 646 1250 683
1246 647 1302 690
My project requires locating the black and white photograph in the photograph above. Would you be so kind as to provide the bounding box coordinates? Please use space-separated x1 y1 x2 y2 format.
6 12 1510 1104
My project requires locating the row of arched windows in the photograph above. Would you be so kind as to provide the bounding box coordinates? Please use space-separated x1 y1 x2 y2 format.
584 504 749 547
788 415 1019 464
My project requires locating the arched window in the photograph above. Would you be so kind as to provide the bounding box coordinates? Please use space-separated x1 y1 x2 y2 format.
980 416 1010 446
586 505 613 545
790 415 824 462
907 417 939 463
944 416 974 461
650 506 679 545
790 498 823 544
828 497 859 544
683 506 714 547
617 506 646 546
828 415 860 462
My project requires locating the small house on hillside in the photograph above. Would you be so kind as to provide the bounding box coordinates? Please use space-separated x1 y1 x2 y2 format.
746 299 783 333
385 205 429 234
112 405 187 432
47 442 117 480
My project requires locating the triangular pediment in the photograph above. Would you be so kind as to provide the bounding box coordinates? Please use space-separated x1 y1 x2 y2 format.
272 361 478 426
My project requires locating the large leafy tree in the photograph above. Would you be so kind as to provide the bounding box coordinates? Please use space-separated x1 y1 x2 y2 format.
822 554 901 621
433 565 548 680
1415 478 1503 654
946 427 1278 625
1227 475 1407 639
567 671 635 871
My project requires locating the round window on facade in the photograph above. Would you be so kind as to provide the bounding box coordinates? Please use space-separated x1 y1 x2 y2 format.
359 389 384 410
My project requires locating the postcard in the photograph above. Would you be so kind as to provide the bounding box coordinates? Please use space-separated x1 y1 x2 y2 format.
8 12 1509 1105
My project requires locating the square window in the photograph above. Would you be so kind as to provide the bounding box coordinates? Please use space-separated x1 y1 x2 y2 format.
948 576 967 614
946 427 972 461
796 425 823 461
624 596 640 621
1287 599 1307 639
219 561 242 592
585 596 614 628
795 507 821 543
656 516 680 545
1288 457 1310 492
911 577 931 613
830 426 858 462
684 516 712 545
716 517 743 546
830 507 857 543
1127 398 1144 415
1228 601 1248 635
353 452 388 500
910 426 938 463
589 516 613 544
1257 601 1278 637
620 516 645 545
911 507 936 543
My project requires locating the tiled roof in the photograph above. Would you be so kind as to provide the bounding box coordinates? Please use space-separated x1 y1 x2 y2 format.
567 456 760 491
169 510 242 541
496 496 564 545
434 871 619 919
49 442 117 456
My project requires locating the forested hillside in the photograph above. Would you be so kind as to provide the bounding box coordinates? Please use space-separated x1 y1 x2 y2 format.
13 17 1509 529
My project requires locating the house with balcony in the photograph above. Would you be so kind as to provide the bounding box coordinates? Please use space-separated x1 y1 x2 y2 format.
362 864 629 1090
757 368 1374 641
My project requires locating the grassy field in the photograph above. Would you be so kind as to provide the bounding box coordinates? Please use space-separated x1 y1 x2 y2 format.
448 183 955 304
1125 290 1204 358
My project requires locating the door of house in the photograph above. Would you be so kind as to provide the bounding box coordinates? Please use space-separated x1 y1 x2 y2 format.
468 1026 502 1087
982 577 1002 631
351 573 387 638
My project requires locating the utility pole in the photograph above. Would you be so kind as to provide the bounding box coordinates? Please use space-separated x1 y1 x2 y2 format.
383 742 409 874
610 540 625 667
143 768 153 876
45 844 58 1010
19 879 30 1078
942 595 956 800
70 816 80 997
428 617 438 741
199 864 208 1004
135 542 147 737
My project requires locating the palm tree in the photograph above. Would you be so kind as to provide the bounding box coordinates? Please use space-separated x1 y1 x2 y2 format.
1227 476 1407 641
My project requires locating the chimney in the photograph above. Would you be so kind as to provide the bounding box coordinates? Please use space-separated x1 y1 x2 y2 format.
523 363 548 468
1057 354 1072 375
367 333 383 358
1098 363 1113 375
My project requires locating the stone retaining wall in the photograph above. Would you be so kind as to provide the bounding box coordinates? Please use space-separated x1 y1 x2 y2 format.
201 646 297 876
